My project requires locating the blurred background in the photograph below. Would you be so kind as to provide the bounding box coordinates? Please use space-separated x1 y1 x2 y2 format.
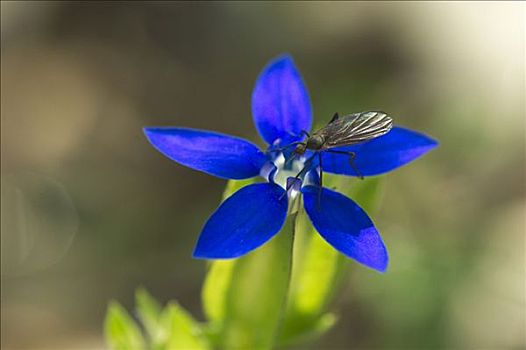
1 1 524 349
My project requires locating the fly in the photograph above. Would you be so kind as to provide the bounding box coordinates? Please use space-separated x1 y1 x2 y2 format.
277 111 393 207
295 110 392 177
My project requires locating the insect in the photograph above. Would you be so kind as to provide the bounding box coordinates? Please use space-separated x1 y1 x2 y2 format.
295 111 392 155
281 111 393 206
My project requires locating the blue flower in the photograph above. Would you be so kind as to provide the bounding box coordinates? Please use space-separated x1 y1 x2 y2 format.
144 55 438 272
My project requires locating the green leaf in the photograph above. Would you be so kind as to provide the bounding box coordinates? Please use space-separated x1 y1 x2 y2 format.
279 206 345 344
279 175 383 345
135 287 163 345
202 259 235 327
202 178 257 332
104 301 146 350
347 176 383 213
160 302 210 350
220 211 297 350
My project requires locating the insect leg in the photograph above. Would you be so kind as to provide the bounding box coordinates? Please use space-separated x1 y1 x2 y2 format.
292 155 315 183
325 150 364 179
284 152 298 167
279 154 316 200
348 152 364 180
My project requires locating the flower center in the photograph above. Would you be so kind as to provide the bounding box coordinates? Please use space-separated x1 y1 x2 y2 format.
272 153 306 190
259 150 320 203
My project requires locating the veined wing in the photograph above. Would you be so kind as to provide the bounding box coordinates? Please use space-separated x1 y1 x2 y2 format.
319 111 393 148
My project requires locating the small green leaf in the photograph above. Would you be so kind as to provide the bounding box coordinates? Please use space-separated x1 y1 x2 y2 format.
104 301 146 350
279 206 345 344
293 230 346 314
347 176 383 213
160 302 210 350
135 287 163 344
220 211 297 350
202 260 235 326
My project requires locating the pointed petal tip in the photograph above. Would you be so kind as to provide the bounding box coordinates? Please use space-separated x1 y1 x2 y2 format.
371 256 389 273
334 237 388 273
143 127 172 141
418 131 439 149
405 133 439 161
429 137 440 149
143 127 163 145
344 234 389 273
143 126 154 137
268 53 294 66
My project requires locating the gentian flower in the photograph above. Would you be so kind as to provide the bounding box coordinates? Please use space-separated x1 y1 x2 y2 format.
144 55 438 272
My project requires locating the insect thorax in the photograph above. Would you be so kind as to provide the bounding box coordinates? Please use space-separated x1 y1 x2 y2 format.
306 135 324 150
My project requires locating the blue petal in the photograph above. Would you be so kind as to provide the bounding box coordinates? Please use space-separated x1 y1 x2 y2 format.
302 186 388 272
322 127 438 177
252 55 312 145
144 127 267 179
193 183 288 259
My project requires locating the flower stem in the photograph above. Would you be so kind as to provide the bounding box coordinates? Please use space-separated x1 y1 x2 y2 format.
220 210 297 350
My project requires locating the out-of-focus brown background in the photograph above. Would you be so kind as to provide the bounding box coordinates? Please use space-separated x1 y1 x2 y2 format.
1 2 524 349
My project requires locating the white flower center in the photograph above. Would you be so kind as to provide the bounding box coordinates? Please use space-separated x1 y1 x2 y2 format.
270 152 310 200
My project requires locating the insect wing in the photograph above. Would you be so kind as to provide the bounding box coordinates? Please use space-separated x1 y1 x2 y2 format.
320 111 393 148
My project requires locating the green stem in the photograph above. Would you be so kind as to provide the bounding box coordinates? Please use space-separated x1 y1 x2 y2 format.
274 211 297 344
220 210 297 350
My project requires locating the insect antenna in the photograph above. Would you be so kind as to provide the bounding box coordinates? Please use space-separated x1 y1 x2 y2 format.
329 112 340 123
299 130 311 138
268 141 303 153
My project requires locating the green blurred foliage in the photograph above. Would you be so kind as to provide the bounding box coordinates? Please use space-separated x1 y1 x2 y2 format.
2 2 524 349
105 301 146 350
106 289 209 350
159 302 209 350
136 287 163 347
